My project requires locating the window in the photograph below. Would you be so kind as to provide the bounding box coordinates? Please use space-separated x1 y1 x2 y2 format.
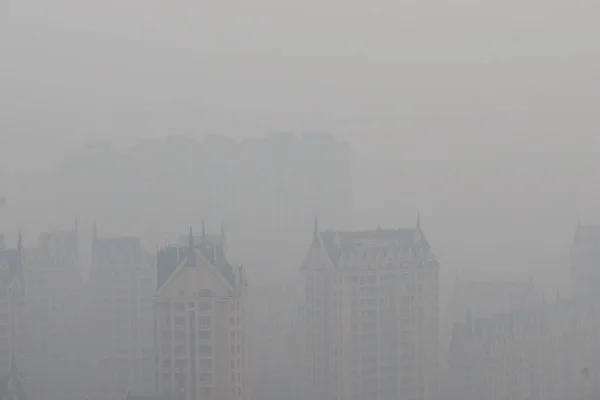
199 345 212 355
198 301 211 311
198 316 211 326
174 302 185 311
174 316 185 327
200 373 212 383
199 330 211 340
200 387 212 397
175 331 185 341
199 358 212 369
198 289 213 297
175 345 185 354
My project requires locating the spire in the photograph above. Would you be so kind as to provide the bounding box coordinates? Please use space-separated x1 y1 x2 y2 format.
92 221 97 242
416 208 421 230
17 232 22 253
312 215 319 246
189 225 194 249
201 219 206 240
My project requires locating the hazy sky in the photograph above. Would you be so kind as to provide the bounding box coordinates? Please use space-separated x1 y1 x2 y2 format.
1 0 599 172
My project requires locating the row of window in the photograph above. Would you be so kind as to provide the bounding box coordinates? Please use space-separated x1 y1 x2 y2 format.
173 316 212 327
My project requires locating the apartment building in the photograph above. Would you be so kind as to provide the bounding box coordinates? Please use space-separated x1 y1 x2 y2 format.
155 226 247 400
0 234 26 400
90 225 156 400
300 217 440 400
21 225 85 400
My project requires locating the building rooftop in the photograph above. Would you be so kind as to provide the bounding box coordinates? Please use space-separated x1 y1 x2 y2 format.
317 225 430 268
93 236 142 266
157 226 235 290
38 230 78 253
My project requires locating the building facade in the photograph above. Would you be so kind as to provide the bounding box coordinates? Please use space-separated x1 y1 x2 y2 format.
0 234 26 400
300 218 440 400
90 226 156 400
154 226 247 400
21 225 85 400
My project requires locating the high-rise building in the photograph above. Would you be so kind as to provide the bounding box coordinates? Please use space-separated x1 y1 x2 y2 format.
0 234 26 400
299 217 440 400
155 226 247 400
89 226 156 400
21 224 84 400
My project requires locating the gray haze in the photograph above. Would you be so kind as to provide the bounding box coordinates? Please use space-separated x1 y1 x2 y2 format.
1 1 600 400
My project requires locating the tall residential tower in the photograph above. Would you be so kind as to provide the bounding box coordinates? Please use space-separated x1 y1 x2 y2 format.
300 217 440 400
155 226 247 400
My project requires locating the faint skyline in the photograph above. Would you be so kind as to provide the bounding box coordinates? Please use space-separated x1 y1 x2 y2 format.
1 0 600 172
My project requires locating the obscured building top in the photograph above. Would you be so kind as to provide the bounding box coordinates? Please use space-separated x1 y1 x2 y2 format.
157 225 235 290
